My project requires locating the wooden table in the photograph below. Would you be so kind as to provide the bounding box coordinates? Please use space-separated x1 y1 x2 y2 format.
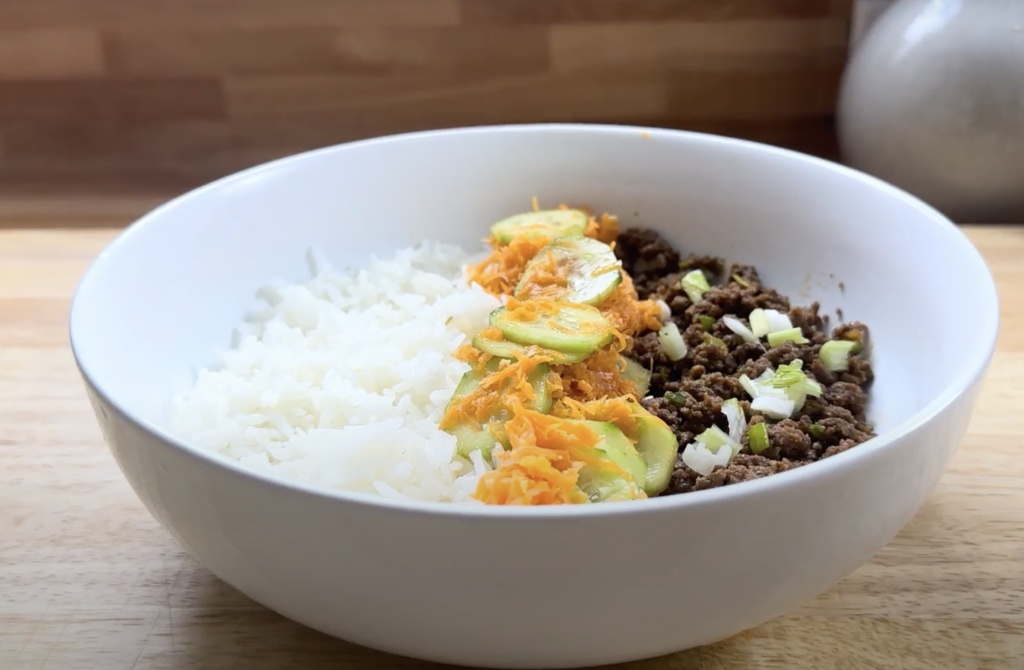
2 221 1023 669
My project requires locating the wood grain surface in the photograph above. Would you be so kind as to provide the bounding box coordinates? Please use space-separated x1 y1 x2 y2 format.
0 0 852 189
2 217 1022 669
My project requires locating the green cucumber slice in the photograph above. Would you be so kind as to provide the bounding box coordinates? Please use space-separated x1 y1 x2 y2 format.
491 209 589 244
515 235 622 306
620 357 652 397
489 304 614 356
629 404 678 497
574 420 647 502
443 358 552 459
450 424 501 461
471 335 588 365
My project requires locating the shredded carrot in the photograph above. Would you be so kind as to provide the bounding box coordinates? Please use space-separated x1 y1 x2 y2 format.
514 248 571 301
598 273 663 338
467 235 551 295
532 195 539 212
555 346 639 403
453 343 489 366
472 404 625 505
553 397 641 443
583 213 620 244
474 450 584 505
476 326 503 341
440 354 550 430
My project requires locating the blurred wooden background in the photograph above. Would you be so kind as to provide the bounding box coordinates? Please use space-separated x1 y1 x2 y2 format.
0 0 853 194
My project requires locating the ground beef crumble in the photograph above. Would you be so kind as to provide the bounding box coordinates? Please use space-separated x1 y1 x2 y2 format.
616 227 876 496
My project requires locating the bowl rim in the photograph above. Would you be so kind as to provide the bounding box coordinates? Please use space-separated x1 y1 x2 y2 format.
69 122 1001 519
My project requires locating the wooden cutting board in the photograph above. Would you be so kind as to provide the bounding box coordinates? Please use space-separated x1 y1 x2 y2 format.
2 222 1023 670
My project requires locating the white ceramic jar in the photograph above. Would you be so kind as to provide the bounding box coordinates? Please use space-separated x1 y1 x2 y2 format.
838 0 1024 223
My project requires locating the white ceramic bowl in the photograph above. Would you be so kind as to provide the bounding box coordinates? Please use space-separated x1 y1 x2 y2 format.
71 125 998 669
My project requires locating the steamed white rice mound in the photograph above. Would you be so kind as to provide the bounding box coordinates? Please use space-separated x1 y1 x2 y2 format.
171 242 502 503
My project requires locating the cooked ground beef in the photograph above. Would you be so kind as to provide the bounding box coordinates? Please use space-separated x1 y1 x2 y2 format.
616 227 876 496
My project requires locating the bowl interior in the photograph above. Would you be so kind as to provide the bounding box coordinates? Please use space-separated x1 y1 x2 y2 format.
71 125 997 476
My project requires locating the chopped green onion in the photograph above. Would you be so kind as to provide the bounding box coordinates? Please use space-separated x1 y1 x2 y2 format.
766 327 809 347
681 270 711 303
721 398 747 444
764 309 793 333
749 308 771 338
665 392 688 407
751 395 795 419
763 360 821 412
766 361 820 395
819 339 859 372
808 423 825 439
739 369 787 400
792 376 821 397
732 274 751 288
739 374 758 399
748 423 770 454
771 372 815 393
696 425 740 457
658 322 688 361
703 333 727 350
722 316 758 343
699 315 715 331
681 440 732 476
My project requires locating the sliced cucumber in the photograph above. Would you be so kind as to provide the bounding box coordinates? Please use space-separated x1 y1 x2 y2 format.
491 209 589 244
629 404 678 497
574 420 647 502
444 361 491 407
515 235 622 306
443 358 552 459
620 356 652 397
585 421 647 487
471 334 588 365
489 304 614 356
444 364 497 459
450 424 501 461
525 363 554 415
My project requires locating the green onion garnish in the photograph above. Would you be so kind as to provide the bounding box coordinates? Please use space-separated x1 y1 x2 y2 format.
699 315 715 331
658 322 688 362
767 360 822 399
749 308 770 338
696 425 739 457
738 374 758 399
703 333 727 350
750 395 795 419
721 398 747 443
665 392 687 407
681 270 711 303
739 369 781 399
722 316 758 343
808 423 825 439
748 423 770 454
766 327 809 347
764 309 793 333
819 339 859 372
681 440 732 476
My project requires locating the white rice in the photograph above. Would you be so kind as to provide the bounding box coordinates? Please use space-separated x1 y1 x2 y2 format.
170 242 502 503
